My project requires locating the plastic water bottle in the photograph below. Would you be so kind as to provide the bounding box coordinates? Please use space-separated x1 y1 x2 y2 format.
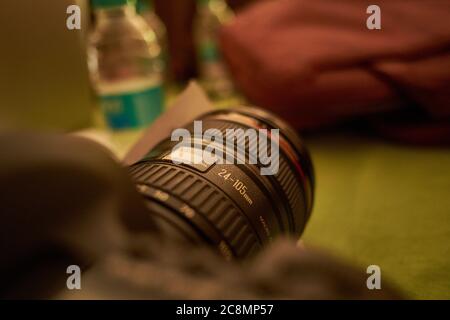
88 0 165 130
195 0 234 99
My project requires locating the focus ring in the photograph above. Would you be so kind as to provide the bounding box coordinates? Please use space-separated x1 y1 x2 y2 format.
129 162 261 258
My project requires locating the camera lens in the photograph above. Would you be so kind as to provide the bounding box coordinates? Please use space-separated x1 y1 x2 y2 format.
129 106 314 259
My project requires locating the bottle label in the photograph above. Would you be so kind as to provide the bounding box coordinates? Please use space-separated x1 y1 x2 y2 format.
100 84 163 129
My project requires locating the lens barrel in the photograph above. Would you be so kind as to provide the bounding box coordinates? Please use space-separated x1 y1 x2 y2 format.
129 106 314 259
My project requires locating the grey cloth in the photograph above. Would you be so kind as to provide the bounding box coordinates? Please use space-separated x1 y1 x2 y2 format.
60 236 402 299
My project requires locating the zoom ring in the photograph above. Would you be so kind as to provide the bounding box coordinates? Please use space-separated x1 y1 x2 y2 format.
129 162 261 258
194 119 307 234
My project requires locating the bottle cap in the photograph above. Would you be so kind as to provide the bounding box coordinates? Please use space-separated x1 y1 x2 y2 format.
92 0 136 9
198 0 211 6
136 0 153 14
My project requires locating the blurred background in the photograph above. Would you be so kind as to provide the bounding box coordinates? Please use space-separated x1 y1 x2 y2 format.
0 0 449 299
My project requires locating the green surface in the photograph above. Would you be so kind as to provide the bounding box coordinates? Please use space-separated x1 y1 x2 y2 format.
108 126 450 299
302 132 450 299
109 126 450 298
102 87 450 299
